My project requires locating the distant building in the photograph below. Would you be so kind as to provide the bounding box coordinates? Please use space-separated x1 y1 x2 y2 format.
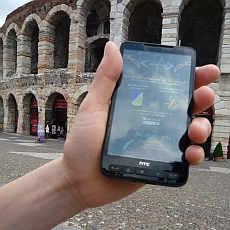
0 0 229 157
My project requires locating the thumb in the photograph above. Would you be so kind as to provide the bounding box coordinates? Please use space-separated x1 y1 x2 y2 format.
81 41 122 110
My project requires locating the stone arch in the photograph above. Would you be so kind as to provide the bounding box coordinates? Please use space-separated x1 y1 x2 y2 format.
45 92 62 122
44 5 72 69
179 0 224 66
121 0 163 42
77 0 112 12
83 1 111 72
75 91 88 111
4 24 20 77
20 91 39 135
72 85 90 112
86 0 111 37
75 91 88 106
19 14 41 74
73 85 90 100
74 1 111 72
179 0 226 13
46 4 73 22
76 0 95 27
70 85 89 129
20 88 40 110
0 33 4 40
5 93 18 133
77 0 94 11
5 23 20 37
21 14 42 33
45 91 69 107
45 92 68 138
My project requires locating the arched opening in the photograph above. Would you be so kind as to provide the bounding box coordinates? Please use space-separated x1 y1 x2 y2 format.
128 1 163 43
30 96 38 136
54 12 70 69
86 9 100 37
7 94 18 133
75 92 88 113
85 38 108 72
179 0 223 66
31 23 39 74
86 0 111 37
46 93 67 139
22 93 38 135
6 29 17 77
0 38 3 79
23 19 39 74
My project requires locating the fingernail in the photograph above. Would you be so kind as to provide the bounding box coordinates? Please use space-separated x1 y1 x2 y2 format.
201 120 209 137
103 41 110 58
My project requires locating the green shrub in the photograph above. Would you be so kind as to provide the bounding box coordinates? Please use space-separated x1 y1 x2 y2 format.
213 142 223 157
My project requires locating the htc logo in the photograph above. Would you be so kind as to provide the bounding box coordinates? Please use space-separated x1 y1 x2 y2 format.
139 161 150 167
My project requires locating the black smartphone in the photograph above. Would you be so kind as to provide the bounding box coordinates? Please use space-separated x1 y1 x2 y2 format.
101 41 196 187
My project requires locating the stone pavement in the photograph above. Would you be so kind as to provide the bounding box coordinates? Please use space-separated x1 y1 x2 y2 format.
59 160 230 230
0 132 229 229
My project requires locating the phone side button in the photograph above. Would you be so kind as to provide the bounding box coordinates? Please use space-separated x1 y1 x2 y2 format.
108 164 122 172
167 172 180 180
122 166 135 174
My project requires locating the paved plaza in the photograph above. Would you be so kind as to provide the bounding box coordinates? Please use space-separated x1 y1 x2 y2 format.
0 132 229 230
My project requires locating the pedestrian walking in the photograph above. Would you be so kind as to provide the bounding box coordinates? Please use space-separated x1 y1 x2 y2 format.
60 126 65 140
52 124 56 138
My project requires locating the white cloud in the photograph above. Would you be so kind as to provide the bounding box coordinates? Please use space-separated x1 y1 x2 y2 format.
0 0 30 27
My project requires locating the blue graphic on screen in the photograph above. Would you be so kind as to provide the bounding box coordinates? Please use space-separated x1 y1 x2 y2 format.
107 48 193 162
123 139 136 151
132 91 143 106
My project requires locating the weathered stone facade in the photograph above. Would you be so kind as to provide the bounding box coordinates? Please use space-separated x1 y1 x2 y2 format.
0 0 230 156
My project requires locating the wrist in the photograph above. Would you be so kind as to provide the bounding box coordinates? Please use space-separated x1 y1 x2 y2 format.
0 157 86 230
59 157 87 214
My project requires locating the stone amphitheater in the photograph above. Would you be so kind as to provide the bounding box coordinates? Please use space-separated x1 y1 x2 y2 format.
0 0 230 157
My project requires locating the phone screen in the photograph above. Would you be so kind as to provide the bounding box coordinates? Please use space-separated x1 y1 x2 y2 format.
102 42 196 186
107 43 194 162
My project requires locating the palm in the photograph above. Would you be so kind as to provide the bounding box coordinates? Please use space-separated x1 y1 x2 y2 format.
64 105 143 208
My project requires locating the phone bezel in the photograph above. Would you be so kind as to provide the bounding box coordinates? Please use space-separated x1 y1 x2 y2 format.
101 41 196 187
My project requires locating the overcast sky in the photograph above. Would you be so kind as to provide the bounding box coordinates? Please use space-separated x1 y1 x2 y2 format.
0 0 30 27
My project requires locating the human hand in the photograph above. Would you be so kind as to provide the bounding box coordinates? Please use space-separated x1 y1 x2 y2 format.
0 42 219 230
63 41 220 210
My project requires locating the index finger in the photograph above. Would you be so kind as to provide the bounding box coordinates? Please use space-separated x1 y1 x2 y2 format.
195 64 220 90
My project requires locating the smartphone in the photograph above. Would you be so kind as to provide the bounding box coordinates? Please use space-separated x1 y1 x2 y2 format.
101 41 196 187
